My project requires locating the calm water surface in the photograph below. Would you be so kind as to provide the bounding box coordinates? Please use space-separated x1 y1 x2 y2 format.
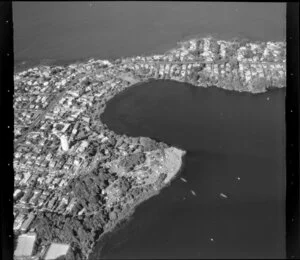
13 2 285 63
13 2 286 258
96 81 286 259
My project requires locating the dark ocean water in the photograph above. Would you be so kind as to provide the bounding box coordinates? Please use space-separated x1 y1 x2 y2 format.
13 2 285 64
13 2 286 258
98 81 286 259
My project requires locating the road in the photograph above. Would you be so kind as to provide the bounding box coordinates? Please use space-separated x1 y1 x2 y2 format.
14 72 86 147
14 61 285 147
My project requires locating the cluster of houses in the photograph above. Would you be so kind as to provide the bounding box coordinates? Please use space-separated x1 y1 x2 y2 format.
13 58 140 236
115 37 286 91
13 36 286 259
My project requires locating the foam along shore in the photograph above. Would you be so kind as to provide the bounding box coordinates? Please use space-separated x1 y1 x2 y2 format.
13 35 285 260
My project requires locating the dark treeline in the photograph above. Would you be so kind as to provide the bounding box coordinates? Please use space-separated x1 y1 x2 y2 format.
30 135 169 259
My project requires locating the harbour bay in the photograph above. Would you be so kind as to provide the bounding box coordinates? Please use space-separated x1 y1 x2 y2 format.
96 81 286 259
13 2 286 259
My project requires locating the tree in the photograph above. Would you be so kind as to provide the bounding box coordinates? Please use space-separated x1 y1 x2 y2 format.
139 137 158 152
244 48 254 59
118 177 131 195
190 49 201 57
196 39 205 51
119 152 146 172
238 38 250 47
157 142 168 150
229 58 239 70
109 211 117 221
189 64 206 83
210 38 221 60
252 78 267 92
194 63 206 73
182 41 191 50
22 189 33 203
278 48 286 60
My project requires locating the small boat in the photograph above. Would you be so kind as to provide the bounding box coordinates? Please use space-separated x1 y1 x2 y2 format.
190 190 196 196
180 177 187 183
220 193 228 199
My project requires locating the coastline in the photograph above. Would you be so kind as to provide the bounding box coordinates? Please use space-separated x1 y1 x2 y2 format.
87 148 186 260
15 35 286 95
13 35 286 260
13 31 282 72
87 186 160 260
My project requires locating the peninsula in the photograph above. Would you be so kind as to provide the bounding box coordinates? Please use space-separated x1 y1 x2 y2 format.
13 36 285 260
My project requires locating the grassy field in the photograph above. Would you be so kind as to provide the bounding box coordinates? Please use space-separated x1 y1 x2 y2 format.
44 243 70 260
14 233 36 257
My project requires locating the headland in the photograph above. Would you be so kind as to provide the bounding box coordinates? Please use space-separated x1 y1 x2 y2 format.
13 36 285 260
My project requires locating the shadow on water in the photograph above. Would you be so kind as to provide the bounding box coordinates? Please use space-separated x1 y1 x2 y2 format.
91 80 286 259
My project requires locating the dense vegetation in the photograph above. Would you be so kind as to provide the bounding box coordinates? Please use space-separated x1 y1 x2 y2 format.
119 152 146 172
29 135 170 259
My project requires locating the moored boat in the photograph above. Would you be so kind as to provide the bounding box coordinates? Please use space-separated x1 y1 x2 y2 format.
180 177 187 183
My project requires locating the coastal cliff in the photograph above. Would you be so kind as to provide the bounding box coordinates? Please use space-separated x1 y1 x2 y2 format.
13 36 285 260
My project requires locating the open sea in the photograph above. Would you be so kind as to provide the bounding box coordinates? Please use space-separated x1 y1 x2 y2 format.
13 2 285 64
13 2 286 259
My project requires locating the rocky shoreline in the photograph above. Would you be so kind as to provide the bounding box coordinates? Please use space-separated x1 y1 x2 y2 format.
13 36 285 260
85 147 186 260
86 164 183 260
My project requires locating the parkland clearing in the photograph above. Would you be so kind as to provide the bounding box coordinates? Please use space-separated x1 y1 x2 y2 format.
13 36 285 260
